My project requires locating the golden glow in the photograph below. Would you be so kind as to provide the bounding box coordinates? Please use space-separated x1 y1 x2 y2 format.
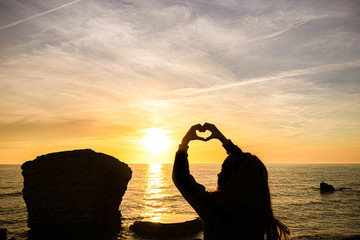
142 163 168 222
139 163 198 223
1 1 360 165
141 128 171 154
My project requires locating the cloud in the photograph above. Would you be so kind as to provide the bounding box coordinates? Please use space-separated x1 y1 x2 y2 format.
171 60 360 96
0 0 359 162
0 0 82 31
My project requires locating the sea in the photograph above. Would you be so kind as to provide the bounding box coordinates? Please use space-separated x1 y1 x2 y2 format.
1 163 360 240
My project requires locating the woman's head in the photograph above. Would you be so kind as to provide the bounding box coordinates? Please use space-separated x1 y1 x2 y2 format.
217 153 268 196
217 152 290 240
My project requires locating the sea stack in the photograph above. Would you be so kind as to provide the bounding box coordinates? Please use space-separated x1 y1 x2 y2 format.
21 149 132 234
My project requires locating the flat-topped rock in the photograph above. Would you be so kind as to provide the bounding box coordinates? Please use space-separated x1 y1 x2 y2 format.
130 215 203 239
21 149 132 233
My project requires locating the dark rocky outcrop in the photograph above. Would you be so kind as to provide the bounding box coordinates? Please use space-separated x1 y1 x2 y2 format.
320 182 335 193
130 218 203 239
21 149 132 235
0 229 6 240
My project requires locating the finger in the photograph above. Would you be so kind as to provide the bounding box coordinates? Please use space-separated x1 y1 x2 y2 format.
198 125 206 132
191 124 203 131
203 122 215 131
205 136 214 141
194 136 206 141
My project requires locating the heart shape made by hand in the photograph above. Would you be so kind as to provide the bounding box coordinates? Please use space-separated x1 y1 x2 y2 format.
196 130 212 140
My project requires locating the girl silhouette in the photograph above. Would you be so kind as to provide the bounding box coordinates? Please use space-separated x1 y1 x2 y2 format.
173 123 289 240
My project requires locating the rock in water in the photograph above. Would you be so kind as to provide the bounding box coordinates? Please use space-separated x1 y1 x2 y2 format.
0 228 7 240
320 182 335 193
130 218 203 239
21 149 132 233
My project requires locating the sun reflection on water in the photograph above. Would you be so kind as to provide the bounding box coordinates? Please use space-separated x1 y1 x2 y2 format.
142 163 169 222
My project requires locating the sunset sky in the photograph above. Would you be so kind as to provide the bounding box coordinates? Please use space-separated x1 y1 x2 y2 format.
0 0 359 164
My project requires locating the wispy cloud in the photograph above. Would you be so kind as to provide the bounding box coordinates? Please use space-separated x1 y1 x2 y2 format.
0 0 359 163
172 61 360 96
0 0 81 31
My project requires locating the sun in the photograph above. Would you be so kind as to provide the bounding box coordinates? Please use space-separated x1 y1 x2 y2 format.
141 128 171 154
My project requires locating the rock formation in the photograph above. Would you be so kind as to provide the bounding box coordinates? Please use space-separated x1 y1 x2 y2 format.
21 149 132 234
320 182 335 193
0 229 7 240
130 218 203 239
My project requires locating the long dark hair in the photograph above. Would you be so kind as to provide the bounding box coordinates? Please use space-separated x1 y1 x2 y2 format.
217 153 290 240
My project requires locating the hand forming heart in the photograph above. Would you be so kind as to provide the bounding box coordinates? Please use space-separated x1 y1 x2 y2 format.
181 123 227 145
196 129 212 140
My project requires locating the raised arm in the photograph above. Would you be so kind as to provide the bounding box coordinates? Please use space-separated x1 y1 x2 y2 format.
172 124 217 222
172 124 205 189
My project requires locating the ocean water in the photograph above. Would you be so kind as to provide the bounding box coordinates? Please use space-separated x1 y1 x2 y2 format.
0 163 359 240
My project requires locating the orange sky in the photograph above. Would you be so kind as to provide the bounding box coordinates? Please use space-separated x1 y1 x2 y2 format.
0 0 359 164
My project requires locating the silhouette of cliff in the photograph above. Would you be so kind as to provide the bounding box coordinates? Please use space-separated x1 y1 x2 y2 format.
21 149 132 235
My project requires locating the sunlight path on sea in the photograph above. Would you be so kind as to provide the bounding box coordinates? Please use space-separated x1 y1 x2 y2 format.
141 163 169 222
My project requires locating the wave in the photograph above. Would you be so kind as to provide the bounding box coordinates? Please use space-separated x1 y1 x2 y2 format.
0 191 22 198
292 234 360 240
